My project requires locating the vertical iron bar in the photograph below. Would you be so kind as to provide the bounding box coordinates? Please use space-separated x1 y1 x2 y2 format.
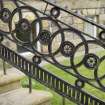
29 64 32 93
62 96 66 105
0 0 3 10
44 3 48 14
3 60 6 75
29 77 32 93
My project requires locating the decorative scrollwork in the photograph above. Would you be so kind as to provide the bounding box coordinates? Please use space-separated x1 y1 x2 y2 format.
71 40 105 81
32 16 62 56
9 6 39 44
38 30 51 45
60 41 75 57
0 0 19 33
49 28 88 69
83 53 99 69
1 0 105 99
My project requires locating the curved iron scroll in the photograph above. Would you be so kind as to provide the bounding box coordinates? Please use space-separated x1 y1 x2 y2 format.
0 0 105 104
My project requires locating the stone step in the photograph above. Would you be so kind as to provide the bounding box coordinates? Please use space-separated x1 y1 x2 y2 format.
0 68 25 94
0 88 53 105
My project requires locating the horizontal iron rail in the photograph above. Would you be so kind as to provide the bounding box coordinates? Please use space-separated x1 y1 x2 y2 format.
71 6 105 10
41 0 105 30
1 0 105 93
0 43 105 105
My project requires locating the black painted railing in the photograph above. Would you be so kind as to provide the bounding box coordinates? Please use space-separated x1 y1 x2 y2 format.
0 0 105 104
0 43 105 105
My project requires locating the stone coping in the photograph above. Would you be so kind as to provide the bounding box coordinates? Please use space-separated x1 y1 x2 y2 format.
0 68 25 86
0 88 53 105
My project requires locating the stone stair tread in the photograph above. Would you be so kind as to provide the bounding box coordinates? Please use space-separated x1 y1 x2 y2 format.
0 88 53 105
0 68 25 86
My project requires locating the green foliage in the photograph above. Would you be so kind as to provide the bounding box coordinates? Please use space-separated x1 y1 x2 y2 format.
21 51 105 105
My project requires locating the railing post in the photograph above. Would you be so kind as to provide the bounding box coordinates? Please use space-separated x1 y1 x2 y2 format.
44 2 48 14
29 77 32 93
3 60 6 75
62 96 66 105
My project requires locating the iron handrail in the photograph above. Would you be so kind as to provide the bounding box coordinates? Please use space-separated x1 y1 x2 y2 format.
41 0 105 30
0 43 105 105
0 0 105 104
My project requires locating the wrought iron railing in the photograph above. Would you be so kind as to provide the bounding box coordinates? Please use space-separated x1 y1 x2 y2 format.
0 0 105 104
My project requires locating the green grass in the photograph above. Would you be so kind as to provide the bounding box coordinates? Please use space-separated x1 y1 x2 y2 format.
21 50 105 105
21 78 75 105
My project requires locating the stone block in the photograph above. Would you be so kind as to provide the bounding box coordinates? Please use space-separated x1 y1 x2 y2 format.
0 88 53 105
0 68 25 94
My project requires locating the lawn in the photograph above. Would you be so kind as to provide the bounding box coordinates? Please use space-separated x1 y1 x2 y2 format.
21 50 105 105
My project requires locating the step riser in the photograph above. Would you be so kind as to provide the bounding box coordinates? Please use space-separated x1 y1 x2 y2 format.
0 81 21 94
0 68 25 94
0 88 53 105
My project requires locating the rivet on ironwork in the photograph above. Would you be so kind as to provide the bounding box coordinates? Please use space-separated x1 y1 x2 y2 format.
50 7 60 18
75 79 85 88
98 30 105 42
32 55 41 64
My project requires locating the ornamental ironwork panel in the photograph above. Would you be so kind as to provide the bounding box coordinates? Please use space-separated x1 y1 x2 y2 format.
0 0 105 105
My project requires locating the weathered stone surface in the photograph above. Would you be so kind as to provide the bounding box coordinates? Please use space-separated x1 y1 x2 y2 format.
0 88 53 105
0 68 25 94
0 81 21 94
